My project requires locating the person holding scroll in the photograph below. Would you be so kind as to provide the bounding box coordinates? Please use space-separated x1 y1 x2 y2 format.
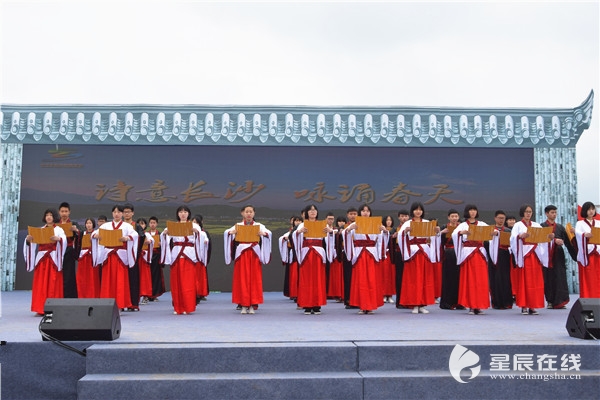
398 202 440 314
394 210 410 309
509 204 550 315
224 205 272 314
486 210 514 310
380 216 397 304
192 214 211 303
147 216 166 301
575 202 600 298
439 209 462 310
452 204 491 315
136 218 155 305
343 204 387 314
58 202 80 298
92 204 139 311
24 209 67 315
541 205 577 308
161 206 208 315
279 215 301 302
75 218 101 298
294 205 332 315
327 216 346 302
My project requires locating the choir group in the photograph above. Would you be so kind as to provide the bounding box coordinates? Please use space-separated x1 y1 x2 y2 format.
24 200 600 317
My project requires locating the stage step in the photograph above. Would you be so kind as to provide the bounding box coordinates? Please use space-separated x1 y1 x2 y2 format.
77 342 600 400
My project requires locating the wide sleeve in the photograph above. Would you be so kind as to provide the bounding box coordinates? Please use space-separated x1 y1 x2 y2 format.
258 224 272 264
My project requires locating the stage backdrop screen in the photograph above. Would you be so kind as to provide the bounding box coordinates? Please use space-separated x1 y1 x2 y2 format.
17 144 535 291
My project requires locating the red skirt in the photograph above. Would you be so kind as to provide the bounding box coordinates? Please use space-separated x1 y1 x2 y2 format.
100 252 132 310
579 252 600 298
297 249 327 308
31 254 63 314
232 247 264 306
288 261 299 298
458 250 490 309
76 252 100 298
349 251 383 311
139 255 153 297
400 251 435 307
327 259 344 299
196 262 209 297
514 252 545 309
170 256 198 314
378 255 396 297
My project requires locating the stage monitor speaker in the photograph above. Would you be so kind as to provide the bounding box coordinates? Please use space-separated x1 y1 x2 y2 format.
565 298 600 340
41 298 121 341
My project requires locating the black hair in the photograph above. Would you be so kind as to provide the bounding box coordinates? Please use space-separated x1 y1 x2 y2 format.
519 204 533 218
112 204 124 212
123 203 134 212
409 202 425 218
43 208 60 224
463 204 479 219
84 217 96 230
494 210 506 217
544 205 557 214
59 202 70 210
149 216 158 223
581 202 597 219
382 215 394 228
447 209 459 216
176 205 192 221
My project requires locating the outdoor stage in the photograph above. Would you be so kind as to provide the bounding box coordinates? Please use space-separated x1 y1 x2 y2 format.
1 291 598 399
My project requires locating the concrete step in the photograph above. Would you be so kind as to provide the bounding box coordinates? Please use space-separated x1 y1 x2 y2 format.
78 371 363 400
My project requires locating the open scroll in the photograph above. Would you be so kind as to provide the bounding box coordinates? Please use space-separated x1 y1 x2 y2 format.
445 225 457 239
304 220 327 238
58 223 73 238
81 234 92 249
589 227 600 245
98 229 123 247
525 226 553 244
410 220 437 238
236 224 260 243
355 216 382 235
499 231 511 247
142 234 161 251
166 221 193 237
28 226 55 244
468 224 495 242
565 223 575 242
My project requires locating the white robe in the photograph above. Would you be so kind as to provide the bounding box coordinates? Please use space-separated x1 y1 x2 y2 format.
398 219 440 263
575 219 600 266
23 225 67 272
509 220 549 268
91 221 139 268
452 221 489 265
160 222 208 265
224 222 272 265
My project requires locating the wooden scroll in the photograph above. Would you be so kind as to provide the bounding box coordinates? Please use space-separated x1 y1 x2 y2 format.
355 216 382 235
304 220 327 238
589 227 600 245
28 226 55 245
468 224 495 242
81 234 92 249
142 234 160 251
58 223 73 238
152 233 160 248
565 223 575 242
499 231 511 247
525 226 553 244
445 225 457 239
166 221 193 237
410 220 437 238
98 228 123 247
236 224 260 243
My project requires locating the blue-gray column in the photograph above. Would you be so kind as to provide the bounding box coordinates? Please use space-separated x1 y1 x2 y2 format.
0 142 22 291
534 147 578 293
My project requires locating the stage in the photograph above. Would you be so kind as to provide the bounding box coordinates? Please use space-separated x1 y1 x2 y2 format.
1 291 598 399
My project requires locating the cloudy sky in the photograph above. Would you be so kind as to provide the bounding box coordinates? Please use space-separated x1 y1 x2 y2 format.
2 0 599 200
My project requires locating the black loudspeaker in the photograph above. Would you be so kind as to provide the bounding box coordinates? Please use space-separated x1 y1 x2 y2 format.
565 298 600 340
40 298 121 341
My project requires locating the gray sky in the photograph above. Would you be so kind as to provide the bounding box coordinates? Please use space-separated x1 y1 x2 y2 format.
2 0 599 200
